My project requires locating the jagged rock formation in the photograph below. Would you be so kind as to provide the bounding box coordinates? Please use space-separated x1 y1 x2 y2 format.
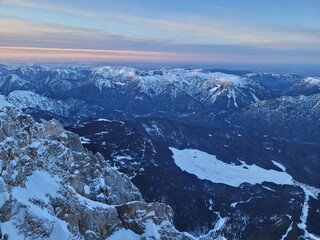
0 96 193 240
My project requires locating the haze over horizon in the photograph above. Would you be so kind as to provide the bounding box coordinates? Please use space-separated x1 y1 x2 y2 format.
0 0 319 67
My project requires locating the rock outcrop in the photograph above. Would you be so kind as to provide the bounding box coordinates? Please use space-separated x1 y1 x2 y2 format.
0 96 193 240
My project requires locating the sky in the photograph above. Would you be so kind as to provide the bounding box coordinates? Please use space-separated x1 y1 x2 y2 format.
0 0 319 66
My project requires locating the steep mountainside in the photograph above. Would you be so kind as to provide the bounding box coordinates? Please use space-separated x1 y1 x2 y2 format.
285 77 320 96
0 96 192 240
243 73 302 97
229 93 320 143
8 90 104 125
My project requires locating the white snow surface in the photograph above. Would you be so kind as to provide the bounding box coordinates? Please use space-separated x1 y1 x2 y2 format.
296 182 320 240
5 170 72 239
0 177 9 208
12 170 61 205
93 67 243 87
80 136 91 144
280 221 293 240
170 148 293 187
1 220 24 240
304 77 320 86
272 160 287 171
108 219 162 240
0 95 12 109
108 228 140 240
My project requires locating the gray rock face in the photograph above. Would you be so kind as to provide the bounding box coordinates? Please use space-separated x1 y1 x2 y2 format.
0 100 192 240
116 201 174 234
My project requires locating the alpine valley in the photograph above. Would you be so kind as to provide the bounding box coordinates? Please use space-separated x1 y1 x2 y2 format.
0 64 320 240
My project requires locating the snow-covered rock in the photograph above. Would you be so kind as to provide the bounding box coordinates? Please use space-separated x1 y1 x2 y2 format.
0 99 192 240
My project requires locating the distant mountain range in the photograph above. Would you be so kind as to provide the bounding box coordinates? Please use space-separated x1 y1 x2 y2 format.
1 64 319 142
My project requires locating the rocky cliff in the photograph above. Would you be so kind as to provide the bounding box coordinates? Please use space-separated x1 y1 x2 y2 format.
0 95 192 240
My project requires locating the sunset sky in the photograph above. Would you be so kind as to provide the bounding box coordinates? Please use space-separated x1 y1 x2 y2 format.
0 0 319 65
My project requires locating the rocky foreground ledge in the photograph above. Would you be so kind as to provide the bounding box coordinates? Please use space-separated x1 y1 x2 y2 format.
0 96 194 240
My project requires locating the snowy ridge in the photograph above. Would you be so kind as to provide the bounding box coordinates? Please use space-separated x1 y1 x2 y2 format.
91 66 138 91
304 77 320 86
7 90 103 123
8 90 77 113
91 66 261 107
2 64 318 114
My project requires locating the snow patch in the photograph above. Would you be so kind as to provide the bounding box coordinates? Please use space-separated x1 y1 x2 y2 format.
250 91 260 102
296 182 320 240
108 220 161 240
230 198 252 208
170 148 293 187
12 170 61 206
280 221 293 240
108 228 140 240
0 177 9 208
1 220 25 240
272 160 286 171
80 136 91 144
261 185 276 192
96 118 112 122
10 171 72 239
0 95 12 109
213 213 228 232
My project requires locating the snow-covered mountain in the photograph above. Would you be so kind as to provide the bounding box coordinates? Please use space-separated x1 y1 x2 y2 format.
285 77 320 96
2 64 317 121
0 96 192 240
243 72 302 97
0 65 272 116
0 73 31 95
90 67 266 109
8 90 104 125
